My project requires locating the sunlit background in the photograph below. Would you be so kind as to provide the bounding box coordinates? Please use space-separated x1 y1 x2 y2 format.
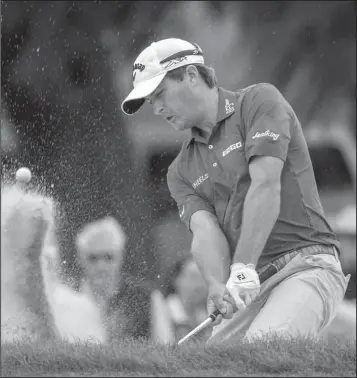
1 1 356 337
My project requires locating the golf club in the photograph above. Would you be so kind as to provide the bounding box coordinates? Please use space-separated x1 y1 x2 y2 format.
177 309 221 345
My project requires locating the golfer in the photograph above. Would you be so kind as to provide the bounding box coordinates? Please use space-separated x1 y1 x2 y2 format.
121 38 349 343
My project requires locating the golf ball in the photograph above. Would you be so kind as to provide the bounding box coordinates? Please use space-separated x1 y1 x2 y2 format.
16 167 32 183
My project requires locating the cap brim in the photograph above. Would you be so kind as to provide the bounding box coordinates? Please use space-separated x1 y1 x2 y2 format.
121 72 167 115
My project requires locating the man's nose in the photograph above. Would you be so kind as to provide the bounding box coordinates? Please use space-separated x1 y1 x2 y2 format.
153 100 164 116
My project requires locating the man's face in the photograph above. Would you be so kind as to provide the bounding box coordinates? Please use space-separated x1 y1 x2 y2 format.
146 70 201 131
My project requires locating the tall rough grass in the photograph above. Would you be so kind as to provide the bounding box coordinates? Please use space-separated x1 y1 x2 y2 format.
2 334 356 377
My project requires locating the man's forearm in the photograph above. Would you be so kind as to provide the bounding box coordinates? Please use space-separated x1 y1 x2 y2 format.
232 182 281 266
191 226 231 287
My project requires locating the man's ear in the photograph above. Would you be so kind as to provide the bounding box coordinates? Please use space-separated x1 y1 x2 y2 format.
185 65 200 85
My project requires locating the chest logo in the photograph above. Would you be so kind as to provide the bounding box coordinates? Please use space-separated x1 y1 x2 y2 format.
222 141 243 157
225 99 235 114
192 173 208 189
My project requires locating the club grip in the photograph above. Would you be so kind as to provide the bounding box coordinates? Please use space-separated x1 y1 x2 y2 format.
209 309 221 321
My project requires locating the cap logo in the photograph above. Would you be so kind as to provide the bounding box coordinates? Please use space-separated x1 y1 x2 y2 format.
133 63 146 80
164 56 188 70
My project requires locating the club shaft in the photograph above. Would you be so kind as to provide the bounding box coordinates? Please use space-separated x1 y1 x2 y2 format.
177 309 221 345
177 318 212 345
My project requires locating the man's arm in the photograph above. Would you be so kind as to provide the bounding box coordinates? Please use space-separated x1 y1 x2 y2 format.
167 164 231 286
233 83 292 266
190 210 231 287
232 155 283 266
190 210 236 318
167 166 236 318
226 83 291 310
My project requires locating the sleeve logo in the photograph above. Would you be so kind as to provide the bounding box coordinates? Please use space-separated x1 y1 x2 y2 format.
252 129 280 141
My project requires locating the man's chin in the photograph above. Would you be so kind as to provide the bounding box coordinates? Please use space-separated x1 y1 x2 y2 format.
172 121 188 132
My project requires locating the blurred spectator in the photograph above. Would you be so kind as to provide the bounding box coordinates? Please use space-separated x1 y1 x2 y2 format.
150 257 209 344
76 217 126 302
42 215 131 343
75 216 129 340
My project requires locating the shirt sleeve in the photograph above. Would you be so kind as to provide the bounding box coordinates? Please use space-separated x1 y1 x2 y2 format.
242 83 293 163
167 164 215 231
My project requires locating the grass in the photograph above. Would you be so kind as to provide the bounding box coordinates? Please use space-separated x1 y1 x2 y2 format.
1 335 356 377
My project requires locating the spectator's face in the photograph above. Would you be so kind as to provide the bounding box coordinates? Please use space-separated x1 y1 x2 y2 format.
82 247 122 298
146 72 202 131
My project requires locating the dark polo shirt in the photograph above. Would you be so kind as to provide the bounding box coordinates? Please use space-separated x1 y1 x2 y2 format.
167 83 340 270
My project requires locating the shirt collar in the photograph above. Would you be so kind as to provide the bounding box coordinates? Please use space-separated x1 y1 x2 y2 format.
187 87 236 147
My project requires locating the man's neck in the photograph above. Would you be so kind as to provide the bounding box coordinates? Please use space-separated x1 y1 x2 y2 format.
195 86 219 138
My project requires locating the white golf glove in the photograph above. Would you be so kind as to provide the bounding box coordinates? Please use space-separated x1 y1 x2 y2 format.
226 263 260 311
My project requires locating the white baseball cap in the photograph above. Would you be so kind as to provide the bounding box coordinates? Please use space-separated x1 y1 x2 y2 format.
121 38 204 115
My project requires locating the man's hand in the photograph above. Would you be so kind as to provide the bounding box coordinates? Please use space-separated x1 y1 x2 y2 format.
206 280 237 325
226 263 260 310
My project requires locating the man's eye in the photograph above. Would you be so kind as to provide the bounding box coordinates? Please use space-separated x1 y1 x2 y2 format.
104 254 113 261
